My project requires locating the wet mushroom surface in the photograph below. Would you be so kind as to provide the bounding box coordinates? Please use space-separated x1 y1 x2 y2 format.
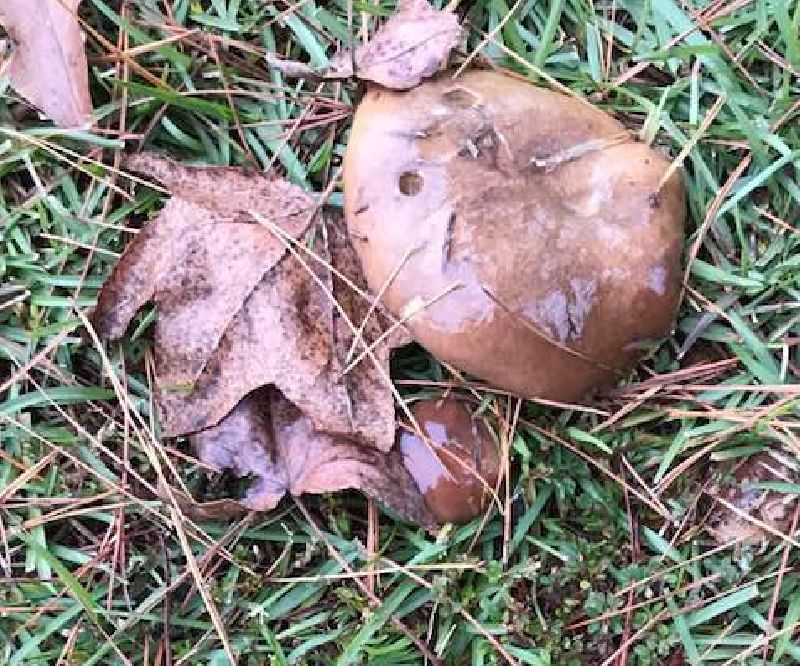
344 70 686 401
400 398 500 523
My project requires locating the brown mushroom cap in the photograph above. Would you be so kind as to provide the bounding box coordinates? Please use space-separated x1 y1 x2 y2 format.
344 71 685 401
399 398 500 523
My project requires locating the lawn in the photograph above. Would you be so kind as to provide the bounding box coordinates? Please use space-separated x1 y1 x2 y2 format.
1 0 799 664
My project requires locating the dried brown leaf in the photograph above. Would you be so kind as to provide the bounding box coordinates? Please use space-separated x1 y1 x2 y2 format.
328 224 411 449
92 154 404 447
92 154 316 438
92 155 427 523
0 0 92 128
154 236 399 450
709 450 799 546
267 0 461 90
193 388 435 527
263 54 351 82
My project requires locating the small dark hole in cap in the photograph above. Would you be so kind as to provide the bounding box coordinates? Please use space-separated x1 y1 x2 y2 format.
398 171 424 196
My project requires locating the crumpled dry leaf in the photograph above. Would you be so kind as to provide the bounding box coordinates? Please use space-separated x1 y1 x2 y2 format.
194 388 435 527
93 154 316 432
93 153 400 450
0 0 92 128
266 0 461 90
92 155 428 524
709 450 799 546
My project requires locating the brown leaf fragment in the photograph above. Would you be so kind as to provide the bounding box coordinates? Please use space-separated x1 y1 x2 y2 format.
157 246 349 439
93 156 420 520
158 227 404 452
91 154 317 424
329 224 411 450
709 450 799 546
266 0 460 90
0 0 92 128
92 155 406 453
94 154 315 347
193 388 285 511
193 388 436 528
264 53 353 82
339 0 462 89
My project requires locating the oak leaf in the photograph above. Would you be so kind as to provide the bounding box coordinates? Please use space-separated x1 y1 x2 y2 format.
266 0 461 90
92 155 430 524
0 0 92 128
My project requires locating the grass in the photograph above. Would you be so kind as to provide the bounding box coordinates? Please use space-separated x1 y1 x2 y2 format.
0 0 799 663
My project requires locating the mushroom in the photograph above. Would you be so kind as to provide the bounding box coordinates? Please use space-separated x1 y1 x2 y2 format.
344 71 685 401
400 398 500 523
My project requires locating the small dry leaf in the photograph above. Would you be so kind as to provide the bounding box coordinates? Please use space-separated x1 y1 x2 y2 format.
709 450 799 546
92 155 429 524
0 0 92 128
328 223 412 449
267 0 461 90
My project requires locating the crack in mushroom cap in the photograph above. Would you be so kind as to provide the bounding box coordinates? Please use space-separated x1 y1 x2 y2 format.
344 70 686 401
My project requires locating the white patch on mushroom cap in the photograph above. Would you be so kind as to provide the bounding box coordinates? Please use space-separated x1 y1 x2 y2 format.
647 265 667 295
525 277 597 343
